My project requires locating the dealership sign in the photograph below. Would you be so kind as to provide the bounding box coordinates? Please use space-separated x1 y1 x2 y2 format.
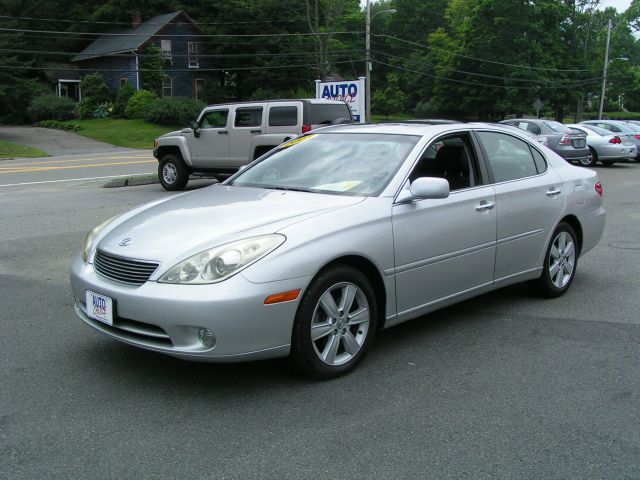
315 77 366 123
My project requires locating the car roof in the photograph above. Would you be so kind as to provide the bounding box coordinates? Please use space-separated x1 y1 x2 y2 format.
202 99 347 108
312 121 529 136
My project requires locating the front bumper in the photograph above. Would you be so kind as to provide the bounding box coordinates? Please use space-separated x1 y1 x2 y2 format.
69 255 312 361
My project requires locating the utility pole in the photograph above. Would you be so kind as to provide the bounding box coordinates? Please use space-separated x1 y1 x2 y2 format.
365 0 371 122
598 19 612 120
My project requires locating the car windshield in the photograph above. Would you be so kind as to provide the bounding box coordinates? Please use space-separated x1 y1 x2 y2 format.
231 133 420 196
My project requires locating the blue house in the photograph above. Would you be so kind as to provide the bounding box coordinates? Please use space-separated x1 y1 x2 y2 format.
63 11 208 100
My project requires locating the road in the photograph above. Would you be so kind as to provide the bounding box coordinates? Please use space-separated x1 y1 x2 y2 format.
0 151 156 187
1 162 639 478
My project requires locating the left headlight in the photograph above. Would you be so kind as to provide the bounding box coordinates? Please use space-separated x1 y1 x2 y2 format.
82 215 118 262
158 234 286 285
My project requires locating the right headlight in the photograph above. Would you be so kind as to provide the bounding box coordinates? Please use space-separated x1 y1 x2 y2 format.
82 215 118 262
158 234 285 285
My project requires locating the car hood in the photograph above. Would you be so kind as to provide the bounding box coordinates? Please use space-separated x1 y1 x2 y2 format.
96 185 364 264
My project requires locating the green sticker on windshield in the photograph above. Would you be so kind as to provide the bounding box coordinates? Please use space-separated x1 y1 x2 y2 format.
279 134 317 149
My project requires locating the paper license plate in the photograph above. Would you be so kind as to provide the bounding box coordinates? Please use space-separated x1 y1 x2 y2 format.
86 290 113 326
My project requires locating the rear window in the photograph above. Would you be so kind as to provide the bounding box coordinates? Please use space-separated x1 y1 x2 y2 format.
580 125 610 136
544 121 572 133
306 104 351 125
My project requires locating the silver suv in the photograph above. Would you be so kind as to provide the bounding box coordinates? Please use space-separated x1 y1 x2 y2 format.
153 99 353 190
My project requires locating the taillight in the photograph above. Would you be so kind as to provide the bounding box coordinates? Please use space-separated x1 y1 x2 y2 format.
609 136 621 144
301 124 312 134
635 134 640 140
595 181 603 197
559 134 572 145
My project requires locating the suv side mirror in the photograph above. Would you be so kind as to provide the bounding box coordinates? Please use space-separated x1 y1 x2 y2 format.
191 121 200 138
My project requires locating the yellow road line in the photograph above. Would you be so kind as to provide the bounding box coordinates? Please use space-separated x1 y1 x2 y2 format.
0 155 152 168
0 159 156 174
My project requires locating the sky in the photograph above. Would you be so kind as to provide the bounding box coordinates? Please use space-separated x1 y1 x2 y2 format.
362 0 633 12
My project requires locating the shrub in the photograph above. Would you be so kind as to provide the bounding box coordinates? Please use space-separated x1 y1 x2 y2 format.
0 79 51 124
78 97 96 119
27 94 76 122
145 97 205 126
80 73 111 104
93 102 112 119
37 120 83 132
414 100 438 118
112 83 135 117
125 89 157 119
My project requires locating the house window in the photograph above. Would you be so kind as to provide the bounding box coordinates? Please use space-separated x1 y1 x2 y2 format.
162 77 172 98
188 42 199 68
195 78 204 100
119 77 127 87
161 39 172 61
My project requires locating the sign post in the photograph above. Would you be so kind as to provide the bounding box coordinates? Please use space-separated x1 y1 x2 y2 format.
315 77 366 123
533 98 544 119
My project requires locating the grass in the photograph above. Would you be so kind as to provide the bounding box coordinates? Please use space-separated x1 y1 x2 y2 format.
580 111 640 120
370 113 413 123
0 140 49 158
61 118 181 149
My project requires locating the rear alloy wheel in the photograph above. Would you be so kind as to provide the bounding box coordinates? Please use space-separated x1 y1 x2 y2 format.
158 154 189 191
529 222 578 298
291 266 378 379
580 148 597 167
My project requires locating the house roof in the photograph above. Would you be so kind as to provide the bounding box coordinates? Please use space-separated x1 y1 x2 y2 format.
72 11 199 62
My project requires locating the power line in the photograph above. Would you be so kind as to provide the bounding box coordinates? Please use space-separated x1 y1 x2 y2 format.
375 34 591 72
0 27 364 38
0 14 303 26
373 50 602 84
374 60 600 90
0 58 365 73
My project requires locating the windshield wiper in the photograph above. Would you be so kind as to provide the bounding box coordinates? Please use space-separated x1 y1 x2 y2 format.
264 185 315 193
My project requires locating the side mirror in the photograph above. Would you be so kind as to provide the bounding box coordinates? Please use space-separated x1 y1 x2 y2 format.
191 121 200 138
396 177 450 203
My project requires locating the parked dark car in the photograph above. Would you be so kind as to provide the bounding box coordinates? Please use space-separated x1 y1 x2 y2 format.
500 119 589 164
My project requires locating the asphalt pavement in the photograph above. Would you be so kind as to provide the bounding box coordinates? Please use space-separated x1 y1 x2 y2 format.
0 162 638 479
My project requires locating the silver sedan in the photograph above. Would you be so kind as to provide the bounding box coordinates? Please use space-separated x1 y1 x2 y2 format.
70 123 606 378
567 124 637 166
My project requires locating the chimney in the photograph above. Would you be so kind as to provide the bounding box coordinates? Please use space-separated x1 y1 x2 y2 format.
132 10 142 28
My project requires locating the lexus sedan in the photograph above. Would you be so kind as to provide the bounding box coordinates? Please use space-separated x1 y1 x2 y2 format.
70 123 606 378
500 118 589 164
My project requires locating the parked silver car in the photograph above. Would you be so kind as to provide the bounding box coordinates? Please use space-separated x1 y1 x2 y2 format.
70 123 605 378
567 124 637 166
580 120 640 160
500 118 589 163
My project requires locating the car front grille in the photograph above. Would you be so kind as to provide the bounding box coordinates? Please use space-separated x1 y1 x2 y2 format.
94 250 159 286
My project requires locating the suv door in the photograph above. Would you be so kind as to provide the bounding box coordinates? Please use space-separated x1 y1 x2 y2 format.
189 108 230 167
392 132 497 317
229 105 265 167
475 130 564 282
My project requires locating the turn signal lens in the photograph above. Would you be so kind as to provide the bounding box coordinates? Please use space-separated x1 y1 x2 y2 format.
595 181 603 197
301 124 312 133
264 289 301 305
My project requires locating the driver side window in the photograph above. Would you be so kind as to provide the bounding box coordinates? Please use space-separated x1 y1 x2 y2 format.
409 134 479 191
200 109 228 129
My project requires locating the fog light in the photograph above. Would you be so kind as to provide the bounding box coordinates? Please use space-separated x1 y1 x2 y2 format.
198 328 216 348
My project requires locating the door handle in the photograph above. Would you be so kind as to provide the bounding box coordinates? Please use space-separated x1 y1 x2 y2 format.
218 130 228 135
250 129 262 134
546 188 562 197
475 201 495 211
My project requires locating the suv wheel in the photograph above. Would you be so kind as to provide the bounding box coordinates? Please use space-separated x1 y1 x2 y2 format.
158 154 189 191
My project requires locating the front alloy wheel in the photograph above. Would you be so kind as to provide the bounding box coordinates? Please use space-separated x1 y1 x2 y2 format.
158 154 189 191
291 266 378 379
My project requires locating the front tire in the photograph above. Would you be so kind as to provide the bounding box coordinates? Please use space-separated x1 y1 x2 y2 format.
291 266 378 379
158 154 189 191
529 222 578 298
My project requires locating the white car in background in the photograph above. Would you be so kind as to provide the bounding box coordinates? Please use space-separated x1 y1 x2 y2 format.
567 124 637 167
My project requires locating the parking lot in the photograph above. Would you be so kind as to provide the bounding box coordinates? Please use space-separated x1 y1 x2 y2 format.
1 160 639 478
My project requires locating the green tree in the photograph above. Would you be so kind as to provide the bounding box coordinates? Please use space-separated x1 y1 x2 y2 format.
140 44 167 96
372 73 406 117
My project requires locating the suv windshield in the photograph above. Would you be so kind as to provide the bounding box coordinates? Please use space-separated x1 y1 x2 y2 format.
231 133 419 196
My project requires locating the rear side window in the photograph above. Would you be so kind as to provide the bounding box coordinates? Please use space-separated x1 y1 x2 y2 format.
518 122 541 135
477 131 539 183
306 104 351 125
530 147 547 173
268 106 298 126
235 107 263 127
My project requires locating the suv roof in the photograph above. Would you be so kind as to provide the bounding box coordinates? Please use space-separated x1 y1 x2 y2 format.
201 99 347 109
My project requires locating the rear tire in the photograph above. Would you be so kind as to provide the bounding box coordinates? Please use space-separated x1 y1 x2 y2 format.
528 222 578 298
158 154 189 191
290 265 378 379
580 148 597 167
